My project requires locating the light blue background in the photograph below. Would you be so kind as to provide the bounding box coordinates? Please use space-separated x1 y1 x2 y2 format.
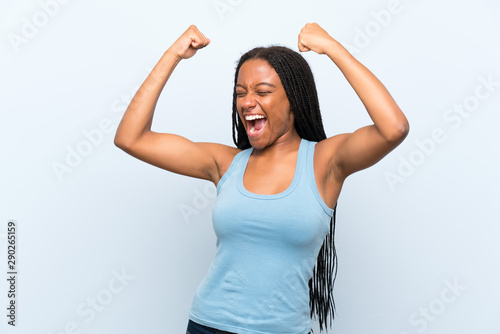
1 0 499 333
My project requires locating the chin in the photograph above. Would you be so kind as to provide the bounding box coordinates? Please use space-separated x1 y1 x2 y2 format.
248 137 268 150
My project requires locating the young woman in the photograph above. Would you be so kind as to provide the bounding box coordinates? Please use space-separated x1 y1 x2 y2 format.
115 23 409 334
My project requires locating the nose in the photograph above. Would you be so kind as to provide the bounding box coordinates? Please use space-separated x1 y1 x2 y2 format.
240 93 257 111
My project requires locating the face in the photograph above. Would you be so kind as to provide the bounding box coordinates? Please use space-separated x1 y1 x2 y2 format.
235 58 297 150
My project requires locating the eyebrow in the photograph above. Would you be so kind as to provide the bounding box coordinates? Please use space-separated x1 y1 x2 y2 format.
235 82 276 89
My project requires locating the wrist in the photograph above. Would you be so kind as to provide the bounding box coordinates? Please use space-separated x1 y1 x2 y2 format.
163 48 183 64
324 40 352 63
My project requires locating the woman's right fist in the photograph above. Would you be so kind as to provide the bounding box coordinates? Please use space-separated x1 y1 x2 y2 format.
168 25 210 60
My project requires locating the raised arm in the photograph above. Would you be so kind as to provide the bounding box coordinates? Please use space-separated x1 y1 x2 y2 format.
114 25 239 184
298 23 409 180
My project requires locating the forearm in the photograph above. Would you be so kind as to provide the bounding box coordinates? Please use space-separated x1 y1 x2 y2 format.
114 50 181 147
325 41 409 142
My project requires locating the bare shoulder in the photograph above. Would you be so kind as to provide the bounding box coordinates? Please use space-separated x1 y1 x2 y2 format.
315 133 350 155
197 142 241 184
314 134 351 182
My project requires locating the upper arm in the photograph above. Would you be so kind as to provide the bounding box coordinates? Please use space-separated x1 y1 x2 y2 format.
320 123 409 181
114 131 240 184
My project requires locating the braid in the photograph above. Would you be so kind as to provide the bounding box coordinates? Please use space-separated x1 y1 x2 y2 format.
232 46 338 332
309 203 338 333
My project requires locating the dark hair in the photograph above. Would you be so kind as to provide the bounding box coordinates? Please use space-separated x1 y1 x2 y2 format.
231 46 338 332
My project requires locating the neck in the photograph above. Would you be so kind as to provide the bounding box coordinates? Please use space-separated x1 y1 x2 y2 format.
252 131 302 158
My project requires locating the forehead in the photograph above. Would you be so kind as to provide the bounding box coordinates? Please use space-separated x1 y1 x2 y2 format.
236 59 281 85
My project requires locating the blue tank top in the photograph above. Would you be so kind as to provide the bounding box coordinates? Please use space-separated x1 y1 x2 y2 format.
188 138 334 334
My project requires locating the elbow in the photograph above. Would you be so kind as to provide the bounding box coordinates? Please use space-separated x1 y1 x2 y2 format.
114 133 133 151
114 131 148 153
114 134 125 149
386 119 410 145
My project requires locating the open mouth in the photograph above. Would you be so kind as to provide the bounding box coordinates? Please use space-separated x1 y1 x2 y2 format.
245 114 267 136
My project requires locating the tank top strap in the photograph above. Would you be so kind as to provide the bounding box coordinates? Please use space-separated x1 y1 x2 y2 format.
304 139 335 217
216 148 249 195
239 139 309 199
296 138 310 181
218 139 328 202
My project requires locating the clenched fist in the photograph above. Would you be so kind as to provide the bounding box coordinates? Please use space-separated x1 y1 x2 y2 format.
168 25 210 60
298 23 337 55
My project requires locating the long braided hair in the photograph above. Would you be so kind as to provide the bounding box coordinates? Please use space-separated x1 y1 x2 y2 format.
231 46 338 332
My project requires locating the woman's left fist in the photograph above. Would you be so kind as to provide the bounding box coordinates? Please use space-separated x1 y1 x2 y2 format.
298 23 336 54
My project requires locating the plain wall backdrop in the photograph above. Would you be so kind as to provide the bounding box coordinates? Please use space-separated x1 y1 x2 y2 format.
1 0 499 333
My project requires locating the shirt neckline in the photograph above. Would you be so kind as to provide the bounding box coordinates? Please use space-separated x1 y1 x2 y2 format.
237 139 305 199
